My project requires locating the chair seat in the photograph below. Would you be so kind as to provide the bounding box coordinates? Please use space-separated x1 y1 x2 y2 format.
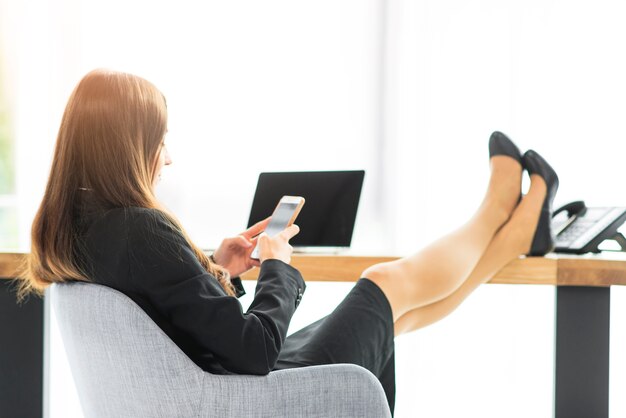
51 282 391 417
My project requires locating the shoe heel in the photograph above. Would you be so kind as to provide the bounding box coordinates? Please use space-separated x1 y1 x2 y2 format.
528 207 555 256
523 149 559 256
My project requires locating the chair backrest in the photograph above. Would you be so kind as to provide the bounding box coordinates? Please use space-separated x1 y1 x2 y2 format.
52 281 393 418
51 282 205 417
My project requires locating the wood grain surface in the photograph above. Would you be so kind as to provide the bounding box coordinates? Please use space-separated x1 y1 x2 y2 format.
3 252 626 286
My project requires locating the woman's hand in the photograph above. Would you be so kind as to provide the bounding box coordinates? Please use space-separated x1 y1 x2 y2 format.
212 218 270 277
256 224 300 265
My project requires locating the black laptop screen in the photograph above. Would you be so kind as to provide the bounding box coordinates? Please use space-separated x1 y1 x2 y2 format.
247 171 365 247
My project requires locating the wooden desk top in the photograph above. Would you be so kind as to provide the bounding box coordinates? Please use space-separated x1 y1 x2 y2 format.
3 251 626 286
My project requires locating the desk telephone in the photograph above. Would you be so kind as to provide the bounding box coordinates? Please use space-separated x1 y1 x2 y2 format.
551 201 626 254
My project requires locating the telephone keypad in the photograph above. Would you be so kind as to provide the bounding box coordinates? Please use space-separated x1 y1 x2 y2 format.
555 207 626 250
556 223 591 246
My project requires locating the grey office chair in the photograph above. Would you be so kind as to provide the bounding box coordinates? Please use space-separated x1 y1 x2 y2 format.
51 282 391 417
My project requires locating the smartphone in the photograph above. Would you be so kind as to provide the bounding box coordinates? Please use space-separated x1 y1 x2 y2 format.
250 195 305 260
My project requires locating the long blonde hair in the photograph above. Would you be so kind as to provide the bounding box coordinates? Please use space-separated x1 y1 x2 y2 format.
20 69 234 298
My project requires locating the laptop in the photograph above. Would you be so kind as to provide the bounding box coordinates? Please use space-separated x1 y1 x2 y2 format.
247 170 365 252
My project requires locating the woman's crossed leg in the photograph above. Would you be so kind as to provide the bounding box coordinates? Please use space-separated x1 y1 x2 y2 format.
362 152 547 331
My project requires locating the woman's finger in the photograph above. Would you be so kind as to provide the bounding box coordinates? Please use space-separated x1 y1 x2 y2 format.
235 235 253 248
280 224 300 241
257 232 270 244
242 217 271 238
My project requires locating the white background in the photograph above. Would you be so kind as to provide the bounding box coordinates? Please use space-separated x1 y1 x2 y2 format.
2 0 626 416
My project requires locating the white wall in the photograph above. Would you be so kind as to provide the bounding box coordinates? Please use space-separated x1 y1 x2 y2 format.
383 0 626 254
382 2 626 416
75 0 388 252
3 0 626 416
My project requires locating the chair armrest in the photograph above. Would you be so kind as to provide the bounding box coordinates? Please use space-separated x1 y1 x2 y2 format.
200 363 391 417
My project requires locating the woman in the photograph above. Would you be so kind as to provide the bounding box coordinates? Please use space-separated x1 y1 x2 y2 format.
20 70 558 414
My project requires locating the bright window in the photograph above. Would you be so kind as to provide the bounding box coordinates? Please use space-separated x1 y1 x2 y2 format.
0 6 17 250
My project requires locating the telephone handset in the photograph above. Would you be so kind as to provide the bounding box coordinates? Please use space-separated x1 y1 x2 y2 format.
551 200 626 254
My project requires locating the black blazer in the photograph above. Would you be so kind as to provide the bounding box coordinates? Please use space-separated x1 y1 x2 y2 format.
76 206 306 375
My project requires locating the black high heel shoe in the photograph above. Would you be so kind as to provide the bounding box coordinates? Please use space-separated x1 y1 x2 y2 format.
489 131 524 205
523 149 560 256
488 131 523 164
